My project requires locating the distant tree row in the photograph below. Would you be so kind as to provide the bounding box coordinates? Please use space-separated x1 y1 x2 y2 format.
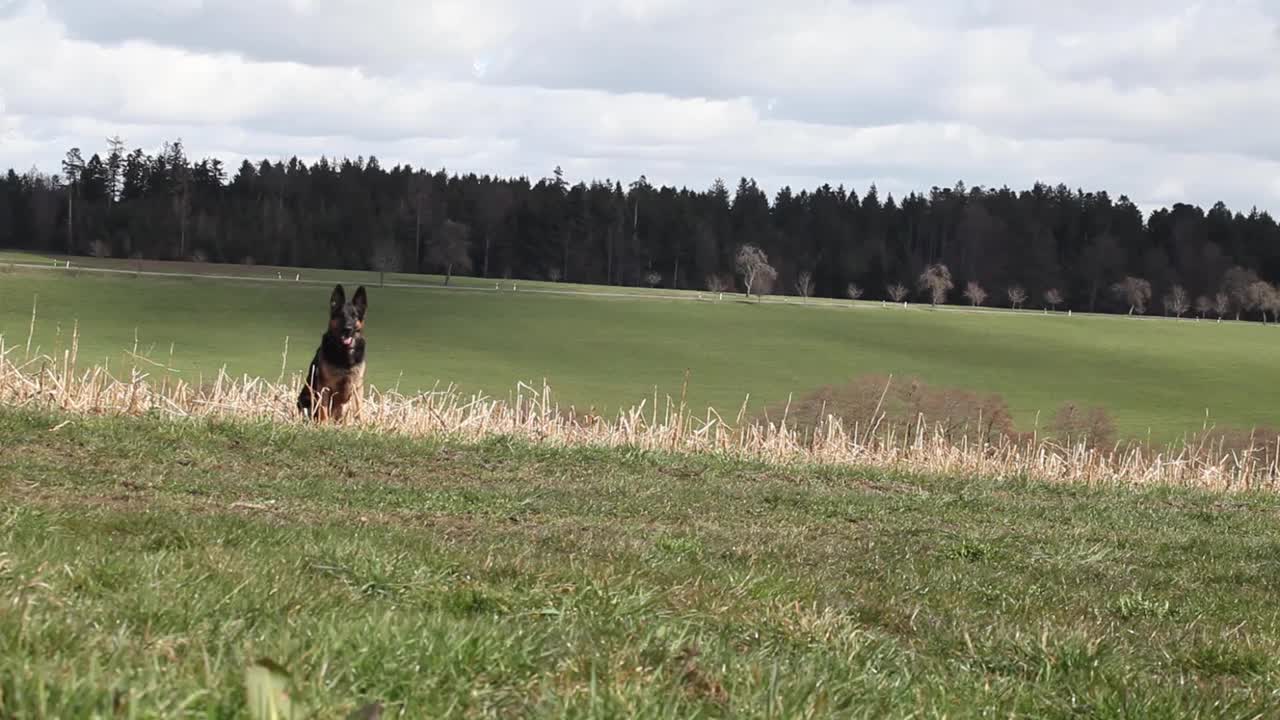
850 256 1279 322
3 138 1280 321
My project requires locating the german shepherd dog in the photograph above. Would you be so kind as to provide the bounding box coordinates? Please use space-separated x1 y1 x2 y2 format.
297 284 367 422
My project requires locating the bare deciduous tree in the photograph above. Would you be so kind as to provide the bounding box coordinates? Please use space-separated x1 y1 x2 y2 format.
1222 266 1258 320
1111 276 1152 315
846 283 864 301
887 283 909 304
428 219 473 286
1266 288 1280 324
917 263 953 307
1044 288 1064 311
547 266 562 283
1007 285 1027 310
754 268 777 297
644 270 662 288
962 281 987 307
1194 295 1212 320
88 238 112 258
735 244 777 300
1213 292 1230 321
795 271 815 302
1246 280 1279 323
706 274 731 294
1162 284 1189 318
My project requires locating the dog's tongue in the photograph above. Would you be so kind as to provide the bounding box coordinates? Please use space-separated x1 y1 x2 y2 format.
342 336 354 348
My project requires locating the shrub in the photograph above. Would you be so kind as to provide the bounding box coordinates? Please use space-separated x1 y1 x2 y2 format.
1190 425 1280 470
760 374 1016 445
1049 402 1117 450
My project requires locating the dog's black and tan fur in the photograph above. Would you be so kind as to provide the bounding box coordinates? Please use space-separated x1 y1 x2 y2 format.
297 284 368 423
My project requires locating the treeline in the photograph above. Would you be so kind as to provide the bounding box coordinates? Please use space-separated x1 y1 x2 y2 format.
3 138 1280 319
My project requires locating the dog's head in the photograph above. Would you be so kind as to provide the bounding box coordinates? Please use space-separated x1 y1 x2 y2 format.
327 283 367 351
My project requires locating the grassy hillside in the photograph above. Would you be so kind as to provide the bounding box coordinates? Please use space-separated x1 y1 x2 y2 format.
3 408 1280 717
0 249 683 298
1 255 1274 440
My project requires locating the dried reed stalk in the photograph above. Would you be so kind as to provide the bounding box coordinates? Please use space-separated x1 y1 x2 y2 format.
0 330 1277 492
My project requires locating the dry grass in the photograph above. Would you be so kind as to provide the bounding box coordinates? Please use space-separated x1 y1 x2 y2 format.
2 327 1278 493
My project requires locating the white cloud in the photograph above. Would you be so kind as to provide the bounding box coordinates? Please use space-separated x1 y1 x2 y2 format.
3 0 1280 214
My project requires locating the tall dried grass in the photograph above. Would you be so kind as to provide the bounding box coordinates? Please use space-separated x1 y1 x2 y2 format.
1 326 1277 493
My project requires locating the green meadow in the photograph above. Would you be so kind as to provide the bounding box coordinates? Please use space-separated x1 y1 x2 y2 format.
3 410 1280 717
5 254 1280 716
0 253 1275 440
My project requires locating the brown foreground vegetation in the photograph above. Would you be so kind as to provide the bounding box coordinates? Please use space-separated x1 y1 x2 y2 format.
2 330 1279 493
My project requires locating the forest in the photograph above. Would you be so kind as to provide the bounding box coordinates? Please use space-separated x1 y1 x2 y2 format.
3 137 1280 319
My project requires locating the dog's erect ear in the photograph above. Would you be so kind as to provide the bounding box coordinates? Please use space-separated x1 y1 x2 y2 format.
330 284 346 312
352 286 368 319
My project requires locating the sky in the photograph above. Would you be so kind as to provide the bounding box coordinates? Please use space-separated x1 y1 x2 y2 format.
2 0 1280 215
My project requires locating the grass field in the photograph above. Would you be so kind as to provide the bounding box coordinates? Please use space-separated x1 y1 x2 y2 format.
1 251 1276 441
4 408 1280 717
0 250 686 299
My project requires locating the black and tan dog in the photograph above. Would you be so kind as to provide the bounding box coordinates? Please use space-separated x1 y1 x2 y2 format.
297 284 368 423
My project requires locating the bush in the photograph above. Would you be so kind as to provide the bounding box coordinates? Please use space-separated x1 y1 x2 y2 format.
760 374 1016 445
1049 402 1117 450
1190 425 1280 469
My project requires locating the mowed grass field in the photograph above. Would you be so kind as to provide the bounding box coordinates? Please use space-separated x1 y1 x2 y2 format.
1 251 1276 441
4 409 1280 717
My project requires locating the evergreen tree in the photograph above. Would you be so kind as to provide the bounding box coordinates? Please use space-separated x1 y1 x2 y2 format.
2 139 1280 323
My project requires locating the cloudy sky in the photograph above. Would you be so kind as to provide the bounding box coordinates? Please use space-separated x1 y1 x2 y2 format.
2 0 1279 214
